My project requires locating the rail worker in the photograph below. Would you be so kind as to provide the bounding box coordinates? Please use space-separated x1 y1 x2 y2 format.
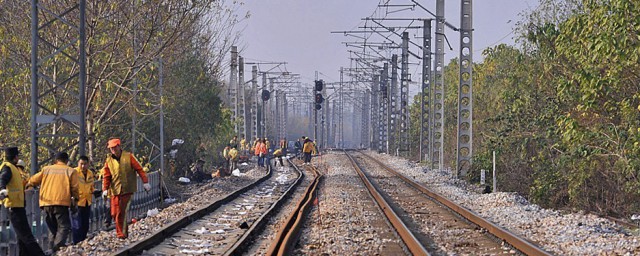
190 159 207 182
230 135 238 149
72 155 95 244
264 137 271 152
0 147 46 256
273 148 285 167
255 139 267 168
223 144 232 170
102 138 150 239
302 138 315 165
27 152 79 253
312 140 318 155
240 135 248 154
251 137 259 155
279 137 288 156
229 145 239 171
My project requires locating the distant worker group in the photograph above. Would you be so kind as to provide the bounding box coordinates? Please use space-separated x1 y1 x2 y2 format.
219 134 318 173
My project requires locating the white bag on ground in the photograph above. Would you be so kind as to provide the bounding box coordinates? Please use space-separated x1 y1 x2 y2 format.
147 208 160 217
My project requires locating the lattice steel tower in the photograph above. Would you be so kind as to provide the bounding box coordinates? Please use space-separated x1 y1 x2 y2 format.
433 0 446 170
370 75 380 151
361 90 371 148
380 63 389 153
420 20 433 163
457 0 473 176
390 54 398 155
399 32 410 154
238 56 247 138
31 0 87 171
251 66 259 142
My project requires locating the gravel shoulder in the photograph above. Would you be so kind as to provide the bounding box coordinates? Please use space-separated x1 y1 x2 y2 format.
371 150 640 255
58 163 266 256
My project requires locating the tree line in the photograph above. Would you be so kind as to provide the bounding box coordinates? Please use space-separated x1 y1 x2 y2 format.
408 0 639 217
0 1 244 173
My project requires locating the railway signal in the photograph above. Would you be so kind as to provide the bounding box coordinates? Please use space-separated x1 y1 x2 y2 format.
261 89 270 101
315 93 324 104
314 79 324 110
315 79 324 91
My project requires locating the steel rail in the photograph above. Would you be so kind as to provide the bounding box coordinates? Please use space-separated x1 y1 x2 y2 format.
266 161 323 256
358 151 552 256
225 158 305 255
114 165 275 256
344 151 430 256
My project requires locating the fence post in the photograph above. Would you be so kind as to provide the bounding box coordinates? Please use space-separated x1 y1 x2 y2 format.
492 151 497 193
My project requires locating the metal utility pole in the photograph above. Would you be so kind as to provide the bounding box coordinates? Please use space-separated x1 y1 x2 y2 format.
274 89 280 140
261 74 268 138
399 32 410 155
323 97 329 148
457 0 473 177
268 78 275 139
159 57 165 175
362 90 371 148
380 63 389 154
309 99 314 139
31 0 87 172
229 46 239 135
282 92 288 140
313 71 319 143
420 19 433 163
131 0 139 154
371 75 380 151
238 56 247 139
331 100 337 147
339 67 344 148
433 0 446 170
390 54 398 155
251 66 259 141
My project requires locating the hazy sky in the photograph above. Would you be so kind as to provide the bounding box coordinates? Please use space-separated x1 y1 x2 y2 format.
235 0 539 84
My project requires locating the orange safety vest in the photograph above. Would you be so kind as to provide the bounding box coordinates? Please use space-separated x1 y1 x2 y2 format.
255 143 267 156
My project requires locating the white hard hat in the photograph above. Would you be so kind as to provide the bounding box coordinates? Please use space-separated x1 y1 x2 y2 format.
16 159 26 167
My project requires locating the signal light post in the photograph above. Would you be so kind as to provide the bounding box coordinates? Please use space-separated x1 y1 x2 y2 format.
314 79 324 144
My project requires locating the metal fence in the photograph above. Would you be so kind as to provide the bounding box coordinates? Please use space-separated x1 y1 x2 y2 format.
0 171 162 255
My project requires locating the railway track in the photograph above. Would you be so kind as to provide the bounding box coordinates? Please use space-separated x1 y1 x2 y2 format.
344 150 430 255
293 153 410 255
264 163 322 255
115 162 303 255
348 150 552 255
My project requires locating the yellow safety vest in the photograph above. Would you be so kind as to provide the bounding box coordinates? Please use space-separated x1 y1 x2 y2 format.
229 148 239 160
105 151 137 195
75 167 95 207
1 162 24 208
